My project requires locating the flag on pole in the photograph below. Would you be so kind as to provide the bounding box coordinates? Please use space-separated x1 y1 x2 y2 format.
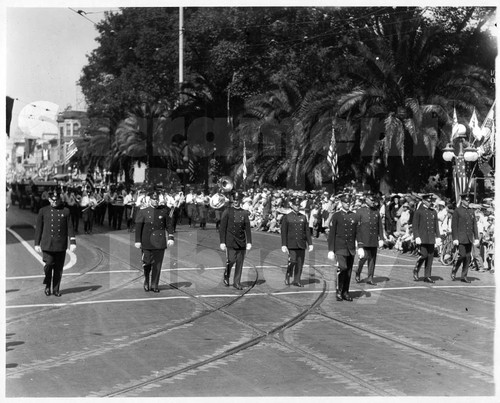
453 155 469 202
327 124 339 180
242 140 247 180
451 107 459 140
480 101 496 141
469 108 482 141
63 140 78 165
6 96 14 137
188 159 195 182
86 170 95 191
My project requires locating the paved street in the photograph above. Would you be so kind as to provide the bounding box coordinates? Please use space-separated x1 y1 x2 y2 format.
5 205 497 398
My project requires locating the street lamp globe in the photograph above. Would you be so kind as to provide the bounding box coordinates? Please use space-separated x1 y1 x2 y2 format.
464 147 479 162
442 145 455 162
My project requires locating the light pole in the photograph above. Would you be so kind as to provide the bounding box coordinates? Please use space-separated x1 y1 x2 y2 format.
442 123 479 201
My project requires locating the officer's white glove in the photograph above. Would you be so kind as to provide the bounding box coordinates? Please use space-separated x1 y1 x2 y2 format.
435 237 442 247
134 242 142 249
308 244 314 252
378 240 384 248
246 243 252 250
415 237 422 245
69 244 76 252
358 248 365 259
34 245 42 253
474 239 480 247
327 251 335 260
453 240 459 246
220 243 227 251
167 240 174 247
281 246 288 253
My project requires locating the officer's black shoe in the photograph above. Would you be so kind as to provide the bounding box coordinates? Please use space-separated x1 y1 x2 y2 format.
152 288 160 293
342 293 353 301
336 292 343 301
53 292 62 297
366 281 377 286
233 284 243 290
292 282 303 287
413 268 419 281
423 277 435 283
461 278 471 283
44 288 51 296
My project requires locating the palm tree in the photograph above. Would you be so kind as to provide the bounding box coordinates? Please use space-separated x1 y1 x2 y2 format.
114 102 183 185
334 8 492 193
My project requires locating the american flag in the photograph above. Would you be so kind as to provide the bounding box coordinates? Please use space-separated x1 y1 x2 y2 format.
451 106 459 140
86 170 95 191
242 140 247 180
64 140 78 165
453 155 469 202
188 159 195 182
327 124 338 180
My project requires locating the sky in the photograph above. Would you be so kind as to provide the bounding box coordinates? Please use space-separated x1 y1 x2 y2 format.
5 6 118 141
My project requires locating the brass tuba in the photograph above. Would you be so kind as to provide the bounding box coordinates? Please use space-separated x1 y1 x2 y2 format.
209 176 234 209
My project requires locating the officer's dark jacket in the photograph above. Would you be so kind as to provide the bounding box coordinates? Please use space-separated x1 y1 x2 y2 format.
135 206 174 250
412 204 440 244
281 210 312 250
452 205 478 244
354 206 384 248
328 210 357 256
35 205 75 252
219 207 252 249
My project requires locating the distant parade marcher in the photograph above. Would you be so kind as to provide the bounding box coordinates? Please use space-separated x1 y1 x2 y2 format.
412 194 441 283
196 190 209 229
65 189 80 233
354 193 385 286
34 192 76 297
185 188 197 227
134 191 175 293
281 197 314 287
451 193 479 283
327 194 357 301
124 189 136 231
81 189 97 234
111 188 125 230
219 191 252 290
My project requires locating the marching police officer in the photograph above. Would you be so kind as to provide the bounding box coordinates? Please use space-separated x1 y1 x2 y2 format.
134 191 175 293
219 191 252 290
327 194 357 301
354 192 385 286
451 192 479 283
281 197 313 287
412 193 441 283
34 192 76 297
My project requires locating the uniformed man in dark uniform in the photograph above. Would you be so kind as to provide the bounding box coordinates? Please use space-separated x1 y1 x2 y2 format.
219 191 252 290
281 196 314 287
134 191 175 293
412 193 442 283
451 192 479 283
354 192 385 285
327 194 357 301
34 192 76 297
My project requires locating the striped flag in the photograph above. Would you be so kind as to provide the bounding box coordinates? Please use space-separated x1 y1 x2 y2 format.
242 140 247 180
469 108 482 141
451 106 461 140
453 155 469 201
64 140 78 164
86 170 95 191
327 124 338 180
188 159 195 182
480 101 496 141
